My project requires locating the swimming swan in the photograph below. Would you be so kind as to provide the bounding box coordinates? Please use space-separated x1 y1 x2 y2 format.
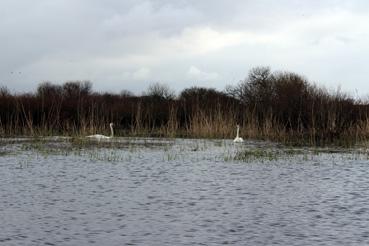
233 124 244 143
86 123 114 140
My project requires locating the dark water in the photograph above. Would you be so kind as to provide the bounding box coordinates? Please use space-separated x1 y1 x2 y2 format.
1 138 369 245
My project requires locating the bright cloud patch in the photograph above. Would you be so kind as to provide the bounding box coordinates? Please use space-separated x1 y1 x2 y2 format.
187 66 219 81
132 67 151 80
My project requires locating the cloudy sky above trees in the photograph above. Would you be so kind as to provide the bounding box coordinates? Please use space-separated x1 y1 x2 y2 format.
1 0 369 96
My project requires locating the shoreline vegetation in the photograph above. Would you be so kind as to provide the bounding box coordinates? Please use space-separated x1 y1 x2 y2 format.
1 66 369 147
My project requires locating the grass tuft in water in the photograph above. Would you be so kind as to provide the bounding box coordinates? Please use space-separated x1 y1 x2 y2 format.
0 150 10 157
230 148 306 162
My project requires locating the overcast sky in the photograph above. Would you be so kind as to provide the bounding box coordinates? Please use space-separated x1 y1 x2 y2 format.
1 0 369 96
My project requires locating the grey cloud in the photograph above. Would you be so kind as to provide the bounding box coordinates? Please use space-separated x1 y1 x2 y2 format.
1 0 369 95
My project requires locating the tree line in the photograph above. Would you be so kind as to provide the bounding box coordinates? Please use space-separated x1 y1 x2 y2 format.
1 66 368 145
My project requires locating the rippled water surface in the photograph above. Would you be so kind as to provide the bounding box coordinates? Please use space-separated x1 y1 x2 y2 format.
1 137 369 245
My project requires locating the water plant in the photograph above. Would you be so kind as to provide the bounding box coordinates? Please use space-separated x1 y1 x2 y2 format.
229 147 311 162
0 150 9 157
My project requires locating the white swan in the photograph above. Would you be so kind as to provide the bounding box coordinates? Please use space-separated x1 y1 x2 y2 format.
233 124 244 143
86 123 114 140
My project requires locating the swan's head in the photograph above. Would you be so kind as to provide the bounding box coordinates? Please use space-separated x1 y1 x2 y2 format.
109 123 114 127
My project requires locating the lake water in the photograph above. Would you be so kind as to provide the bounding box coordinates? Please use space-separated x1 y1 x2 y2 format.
1 137 369 245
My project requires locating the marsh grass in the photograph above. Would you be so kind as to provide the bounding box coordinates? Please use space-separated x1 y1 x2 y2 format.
228 143 369 162
231 148 293 162
10 137 177 163
21 139 76 157
17 139 124 162
4 135 369 165
0 150 10 157
87 149 127 162
3 137 220 163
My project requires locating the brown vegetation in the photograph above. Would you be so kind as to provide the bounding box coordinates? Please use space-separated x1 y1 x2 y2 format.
1 67 369 146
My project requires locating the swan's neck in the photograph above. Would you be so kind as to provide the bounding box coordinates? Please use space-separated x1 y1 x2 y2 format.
236 126 240 138
110 124 114 137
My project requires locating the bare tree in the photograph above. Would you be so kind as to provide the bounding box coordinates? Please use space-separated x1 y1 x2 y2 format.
0 86 10 97
225 66 273 106
37 81 62 98
120 89 134 98
63 80 92 98
144 82 176 100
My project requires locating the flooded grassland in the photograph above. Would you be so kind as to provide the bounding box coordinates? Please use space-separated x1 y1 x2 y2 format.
1 137 369 245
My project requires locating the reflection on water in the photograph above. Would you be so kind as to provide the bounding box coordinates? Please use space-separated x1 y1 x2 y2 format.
1 138 369 245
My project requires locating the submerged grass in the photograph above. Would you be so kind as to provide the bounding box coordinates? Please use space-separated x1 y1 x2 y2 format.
0 150 10 157
228 144 369 163
18 139 127 163
6 137 174 163
230 148 304 162
3 135 369 165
